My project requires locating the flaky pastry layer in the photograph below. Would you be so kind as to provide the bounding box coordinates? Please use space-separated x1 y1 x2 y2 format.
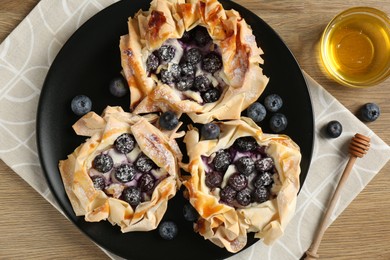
59 106 182 232
183 118 301 252
120 0 269 123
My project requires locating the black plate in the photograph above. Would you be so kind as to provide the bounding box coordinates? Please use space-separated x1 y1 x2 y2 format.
37 0 314 259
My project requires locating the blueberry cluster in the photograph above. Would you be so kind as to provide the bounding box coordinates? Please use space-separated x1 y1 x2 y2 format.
246 94 288 133
90 133 160 208
145 26 223 104
203 136 276 207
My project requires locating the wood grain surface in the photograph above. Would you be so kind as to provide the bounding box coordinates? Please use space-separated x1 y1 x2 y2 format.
0 0 389 259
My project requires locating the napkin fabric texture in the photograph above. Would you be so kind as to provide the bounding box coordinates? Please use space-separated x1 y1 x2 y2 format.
0 1 389 259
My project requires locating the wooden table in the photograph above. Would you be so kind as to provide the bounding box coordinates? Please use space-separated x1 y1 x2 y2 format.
0 0 389 259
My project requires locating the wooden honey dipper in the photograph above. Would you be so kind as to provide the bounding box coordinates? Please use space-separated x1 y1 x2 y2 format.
304 133 370 260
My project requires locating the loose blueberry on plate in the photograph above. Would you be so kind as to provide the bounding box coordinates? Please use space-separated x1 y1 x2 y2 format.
93 154 113 173
212 150 232 173
202 88 221 103
109 76 129 98
202 52 222 74
326 120 343 138
114 133 135 154
360 102 380 122
135 154 156 173
114 164 137 183
183 202 199 222
233 136 258 152
246 102 267 123
159 111 179 130
91 175 106 190
71 95 92 116
122 186 142 207
158 221 178 240
201 123 220 140
234 156 255 176
157 45 176 63
269 113 288 133
205 171 223 188
264 94 283 112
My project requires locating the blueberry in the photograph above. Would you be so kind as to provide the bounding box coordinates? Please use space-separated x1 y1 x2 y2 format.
157 45 176 63
91 175 105 190
114 133 135 154
360 103 380 122
253 172 273 188
233 136 258 152
114 164 137 183
109 77 128 98
139 173 155 192
180 62 196 77
180 30 191 43
159 111 179 130
269 113 288 133
194 26 212 46
176 75 194 91
184 48 202 65
236 188 252 206
212 150 232 173
264 94 283 112
193 75 211 92
122 186 141 207
246 102 266 123
93 154 113 173
202 52 222 74
220 185 237 205
158 221 178 240
326 120 343 138
255 157 274 172
146 53 160 72
135 154 156 173
205 171 223 188
228 172 248 191
183 202 199 222
202 88 221 103
234 156 255 176
201 123 220 140
160 69 175 84
170 64 181 80
71 95 92 116
253 186 269 203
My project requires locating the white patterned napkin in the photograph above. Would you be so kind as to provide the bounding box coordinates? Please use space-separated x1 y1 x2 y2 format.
0 1 389 259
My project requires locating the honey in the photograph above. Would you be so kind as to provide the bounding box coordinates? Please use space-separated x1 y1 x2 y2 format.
321 7 390 87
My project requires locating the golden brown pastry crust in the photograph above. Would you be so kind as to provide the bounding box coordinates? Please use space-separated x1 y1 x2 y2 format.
120 0 269 123
58 106 182 232
183 118 301 252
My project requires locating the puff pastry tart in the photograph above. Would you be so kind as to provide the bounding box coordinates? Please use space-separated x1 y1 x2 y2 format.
59 106 182 232
120 0 269 123
183 118 301 252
